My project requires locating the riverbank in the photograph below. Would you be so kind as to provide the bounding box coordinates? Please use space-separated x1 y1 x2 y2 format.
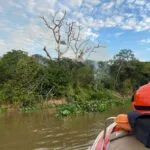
0 90 130 117
0 50 149 118
56 98 130 117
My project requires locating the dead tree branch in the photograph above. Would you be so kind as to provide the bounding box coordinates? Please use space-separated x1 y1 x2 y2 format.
40 11 105 61
70 24 104 61
40 11 68 60
43 46 52 60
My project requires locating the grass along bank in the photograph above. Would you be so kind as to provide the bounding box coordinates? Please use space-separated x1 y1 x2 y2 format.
0 89 130 116
56 89 130 117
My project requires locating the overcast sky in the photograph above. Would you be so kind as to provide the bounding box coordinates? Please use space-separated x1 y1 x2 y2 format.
0 0 150 61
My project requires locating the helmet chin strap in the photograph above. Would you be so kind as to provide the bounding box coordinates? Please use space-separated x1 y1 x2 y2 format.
134 105 150 111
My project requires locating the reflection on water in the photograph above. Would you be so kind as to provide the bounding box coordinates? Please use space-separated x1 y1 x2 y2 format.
0 105 131 150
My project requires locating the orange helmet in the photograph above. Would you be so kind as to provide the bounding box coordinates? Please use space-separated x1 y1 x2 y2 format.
132 83 150 114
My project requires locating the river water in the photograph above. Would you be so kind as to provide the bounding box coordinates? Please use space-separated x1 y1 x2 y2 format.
0 105 131 150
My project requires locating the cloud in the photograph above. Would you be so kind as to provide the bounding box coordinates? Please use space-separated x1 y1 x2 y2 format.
115 0 125 6
0 0 150 60
4 0 150 33
0 40 7 56
26 0 36 13
89 47 108 61
0 6 3 12
0 22 56 56
80 3 94 14
140 39 150 44
57 2 71 12
72 11 83 19
62 0 83 10
0 40 5 46
127 0 135 3
84 0 101 6
84 28 99 40
63 49 75 59
114 32 124 37
102 1 115 10
121 18 137 30
9 0 23 9
0 20 12 32
146 3 150 11
46 0 57 8
134 0 146 5
63 43 108 61
94 1 150 32
105 15 124 27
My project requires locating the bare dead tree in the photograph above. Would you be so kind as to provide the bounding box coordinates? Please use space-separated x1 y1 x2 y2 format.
113 60 123 89
59 21 75 57
70 25 105 61
40 11 105 61
40 11 75 60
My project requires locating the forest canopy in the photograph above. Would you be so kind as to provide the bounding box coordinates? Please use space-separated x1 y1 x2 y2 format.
0 49 149 114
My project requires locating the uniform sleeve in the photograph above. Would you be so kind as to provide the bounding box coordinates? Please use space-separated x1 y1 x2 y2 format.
115 114 132 131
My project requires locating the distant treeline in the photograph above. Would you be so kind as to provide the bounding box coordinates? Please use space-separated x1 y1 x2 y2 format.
0 49 149 113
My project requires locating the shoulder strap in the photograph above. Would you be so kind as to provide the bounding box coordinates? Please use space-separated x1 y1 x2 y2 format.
127 111 141 129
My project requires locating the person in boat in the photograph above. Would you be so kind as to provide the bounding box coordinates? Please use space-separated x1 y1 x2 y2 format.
115 82 150 148
90 83 150 150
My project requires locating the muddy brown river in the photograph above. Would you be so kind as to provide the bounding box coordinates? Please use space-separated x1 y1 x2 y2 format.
0 105 131 150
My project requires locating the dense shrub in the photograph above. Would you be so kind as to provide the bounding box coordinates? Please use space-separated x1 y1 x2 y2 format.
0 49 149 114
56 89 128 117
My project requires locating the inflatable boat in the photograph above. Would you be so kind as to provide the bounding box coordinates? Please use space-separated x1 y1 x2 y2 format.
89 117 150 150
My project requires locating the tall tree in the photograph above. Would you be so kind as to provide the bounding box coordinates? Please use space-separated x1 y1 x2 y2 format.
40 11 103 61
40 11 74 60
70 25 104 61
110 49 137 90
0 50 27 83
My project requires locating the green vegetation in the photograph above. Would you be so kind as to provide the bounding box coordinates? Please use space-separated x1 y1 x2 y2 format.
56 89 130 117
0 49 149 116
